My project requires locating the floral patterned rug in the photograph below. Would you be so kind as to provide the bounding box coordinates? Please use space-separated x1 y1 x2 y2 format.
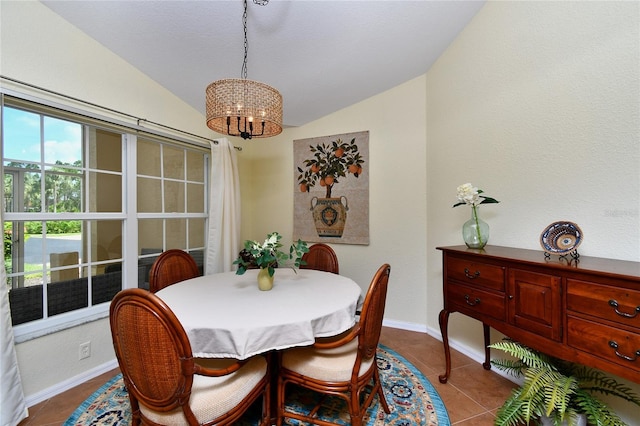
64 345 449 426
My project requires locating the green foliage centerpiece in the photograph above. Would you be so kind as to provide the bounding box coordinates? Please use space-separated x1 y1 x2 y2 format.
233 232 308 290
490 338 640 426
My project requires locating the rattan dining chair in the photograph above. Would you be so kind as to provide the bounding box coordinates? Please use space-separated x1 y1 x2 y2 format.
149 249 200 293
300 243 339 274
110 288 271 426
276 263 391 426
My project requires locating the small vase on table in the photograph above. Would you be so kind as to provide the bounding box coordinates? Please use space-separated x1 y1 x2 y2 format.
453 183 498 250
462 205 489 249
257 267 274 291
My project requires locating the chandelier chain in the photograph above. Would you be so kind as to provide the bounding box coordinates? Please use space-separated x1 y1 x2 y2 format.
241 0 248 79
242 0 269 79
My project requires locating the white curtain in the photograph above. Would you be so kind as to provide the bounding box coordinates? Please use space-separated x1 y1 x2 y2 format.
0 209 28 425
205 138 241 274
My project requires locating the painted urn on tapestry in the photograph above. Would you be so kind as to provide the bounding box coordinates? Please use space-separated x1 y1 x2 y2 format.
233 232 308 291
298 137 364 238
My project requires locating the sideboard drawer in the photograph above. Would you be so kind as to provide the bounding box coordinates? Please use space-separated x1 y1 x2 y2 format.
447 256 506 291
567 316 640 374
447 282 505 321
567 279 640 328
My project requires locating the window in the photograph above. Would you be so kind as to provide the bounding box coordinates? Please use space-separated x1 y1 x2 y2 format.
136 137 207 284
2 97 208 339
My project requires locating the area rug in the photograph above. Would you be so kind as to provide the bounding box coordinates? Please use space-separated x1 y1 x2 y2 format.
64 344 450 426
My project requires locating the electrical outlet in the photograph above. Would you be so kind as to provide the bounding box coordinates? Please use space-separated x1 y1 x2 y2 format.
79 341 91 360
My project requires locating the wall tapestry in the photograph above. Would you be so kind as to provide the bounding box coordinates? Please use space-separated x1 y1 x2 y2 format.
294 130 369 245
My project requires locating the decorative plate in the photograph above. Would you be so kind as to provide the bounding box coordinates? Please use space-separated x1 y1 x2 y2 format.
540 221 583 255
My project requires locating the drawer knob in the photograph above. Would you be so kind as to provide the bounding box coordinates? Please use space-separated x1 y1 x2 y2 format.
608 299 640 319
464 294 481 306
608 340 640 362
464 268 480 279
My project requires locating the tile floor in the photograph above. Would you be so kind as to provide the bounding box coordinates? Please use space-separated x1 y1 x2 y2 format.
18 326 516 425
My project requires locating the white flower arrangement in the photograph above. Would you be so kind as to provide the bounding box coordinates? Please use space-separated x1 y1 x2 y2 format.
453 183 500 248
453 183 499 208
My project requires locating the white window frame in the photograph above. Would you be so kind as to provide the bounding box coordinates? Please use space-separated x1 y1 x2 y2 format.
2 93 210 342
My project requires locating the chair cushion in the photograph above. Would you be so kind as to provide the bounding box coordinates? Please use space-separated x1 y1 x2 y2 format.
140 355 267 425
281 339 375 382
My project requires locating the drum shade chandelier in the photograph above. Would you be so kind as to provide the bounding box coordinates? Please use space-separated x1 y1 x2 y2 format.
206 0 282 140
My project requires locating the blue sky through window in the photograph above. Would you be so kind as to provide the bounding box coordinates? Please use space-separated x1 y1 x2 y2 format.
3 106 82 165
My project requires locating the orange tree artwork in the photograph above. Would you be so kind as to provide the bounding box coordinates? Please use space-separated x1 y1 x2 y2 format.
297 137 364 198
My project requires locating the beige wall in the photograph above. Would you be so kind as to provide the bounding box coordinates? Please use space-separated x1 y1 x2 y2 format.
2 1 639 421
239 75 429 326
427 0 639 344
240 0 640 340
0 1 210 138
1 1 215 399
240 1 639 422
426 1 639 421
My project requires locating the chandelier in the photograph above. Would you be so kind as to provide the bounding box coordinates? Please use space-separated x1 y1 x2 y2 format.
206 0 282 140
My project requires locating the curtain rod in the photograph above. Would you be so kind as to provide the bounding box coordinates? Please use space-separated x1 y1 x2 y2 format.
0 75 241 151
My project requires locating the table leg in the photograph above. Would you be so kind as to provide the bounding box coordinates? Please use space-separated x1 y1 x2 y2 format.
438 309 451 384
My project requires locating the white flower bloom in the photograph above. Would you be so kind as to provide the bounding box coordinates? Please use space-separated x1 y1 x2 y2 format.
264 233 278 246
456 183 480 206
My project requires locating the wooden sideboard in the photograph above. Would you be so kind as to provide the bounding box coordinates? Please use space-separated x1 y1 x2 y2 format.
437 245 640 384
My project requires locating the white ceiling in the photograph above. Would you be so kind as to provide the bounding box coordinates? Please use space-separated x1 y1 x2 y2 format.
42 0 485 128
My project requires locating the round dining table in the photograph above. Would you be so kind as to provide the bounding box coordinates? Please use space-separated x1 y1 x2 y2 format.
156 268 363 360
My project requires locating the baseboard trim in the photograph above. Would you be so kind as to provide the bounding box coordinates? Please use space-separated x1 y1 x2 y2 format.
25 359 119 408
382 319 518 384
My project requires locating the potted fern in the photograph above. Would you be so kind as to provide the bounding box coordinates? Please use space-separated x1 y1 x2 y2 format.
489 339 640 426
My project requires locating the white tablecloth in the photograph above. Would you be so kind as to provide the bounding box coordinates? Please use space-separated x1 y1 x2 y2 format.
156 268 362 360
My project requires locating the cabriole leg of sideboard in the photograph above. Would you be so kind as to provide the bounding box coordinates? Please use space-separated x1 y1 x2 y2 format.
483 323 491 370
438 309 451 383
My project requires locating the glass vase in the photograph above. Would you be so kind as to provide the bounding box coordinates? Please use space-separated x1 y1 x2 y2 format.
462 206 489 249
